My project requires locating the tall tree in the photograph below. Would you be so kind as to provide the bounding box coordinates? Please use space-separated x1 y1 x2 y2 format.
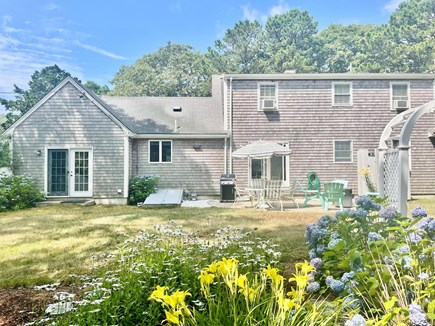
385 0 435 72
110 43 212 97
1 65 78 129
84 81 110 95
264 9 319 73
208 20 266 73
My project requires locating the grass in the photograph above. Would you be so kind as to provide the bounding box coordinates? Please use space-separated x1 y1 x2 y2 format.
0 197 433 288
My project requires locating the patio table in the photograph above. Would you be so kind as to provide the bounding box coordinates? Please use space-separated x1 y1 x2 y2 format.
245 187 270 209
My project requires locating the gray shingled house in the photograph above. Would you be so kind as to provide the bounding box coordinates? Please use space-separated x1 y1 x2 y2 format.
3 72 435 204
3 76 228 204
222 73 435 196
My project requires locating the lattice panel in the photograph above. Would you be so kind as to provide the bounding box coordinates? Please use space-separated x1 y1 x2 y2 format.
383 149 399 208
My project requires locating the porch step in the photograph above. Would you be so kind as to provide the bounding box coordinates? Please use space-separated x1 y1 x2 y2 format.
36 199 96 207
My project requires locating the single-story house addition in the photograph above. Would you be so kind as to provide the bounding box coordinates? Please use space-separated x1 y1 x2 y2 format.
3 76 228 204
4 72 435 204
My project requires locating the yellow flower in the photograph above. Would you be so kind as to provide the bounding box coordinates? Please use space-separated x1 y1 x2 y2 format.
289 274 312 289
198 271 215 285
165 309 182 325
295 260 315 275
217 257 238 276
206 261 220 274
237 274 248 289
149 285 168 302
262 264 284 292
359 167 370 177
277 293 299 312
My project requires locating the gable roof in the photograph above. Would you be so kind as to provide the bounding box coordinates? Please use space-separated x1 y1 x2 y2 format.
223 73 435 81
3 77 131 136
101 96 227 137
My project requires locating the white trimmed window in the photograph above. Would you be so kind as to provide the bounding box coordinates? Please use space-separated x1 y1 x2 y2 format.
334 140 352 163
332 82 352 106
391 82 410 110
149 140 172 163
258 83 278 111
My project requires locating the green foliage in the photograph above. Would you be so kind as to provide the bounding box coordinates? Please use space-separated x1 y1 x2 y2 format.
110 43 213 97
49 224 291 325
0 65 79 130
127 175 159 205
0 136 11 168
306 198 435 324
208 20 267 74
0 175 45 211
83 80 110 95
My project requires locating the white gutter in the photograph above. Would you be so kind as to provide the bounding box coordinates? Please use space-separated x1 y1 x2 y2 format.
132 133 229 139
229 77 233 173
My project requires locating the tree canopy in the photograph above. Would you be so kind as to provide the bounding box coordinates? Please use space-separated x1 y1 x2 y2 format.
0 65 79 129
2 0 434 112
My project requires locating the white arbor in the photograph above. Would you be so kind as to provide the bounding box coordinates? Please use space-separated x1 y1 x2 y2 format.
378 100 435 216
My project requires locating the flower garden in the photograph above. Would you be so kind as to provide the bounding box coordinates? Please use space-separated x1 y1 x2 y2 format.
23 197 435 325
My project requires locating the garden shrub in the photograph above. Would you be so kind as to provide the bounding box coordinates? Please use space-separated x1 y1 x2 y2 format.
0 175 45 211
127 175 159 205
306 196 435 325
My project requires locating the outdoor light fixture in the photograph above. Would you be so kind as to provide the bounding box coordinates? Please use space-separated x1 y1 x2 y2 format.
36 150 42 156
192 144 202 150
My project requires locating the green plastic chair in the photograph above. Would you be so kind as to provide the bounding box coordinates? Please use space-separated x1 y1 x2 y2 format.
321 182 345 211
297 172 321 207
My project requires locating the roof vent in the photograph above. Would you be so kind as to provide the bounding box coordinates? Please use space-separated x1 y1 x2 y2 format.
173 106 182 112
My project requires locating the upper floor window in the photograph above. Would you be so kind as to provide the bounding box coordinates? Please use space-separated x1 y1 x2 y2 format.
258 83 278 111
391 82 410 111
334 140 352 163
332 82 352 106
149 140 172 163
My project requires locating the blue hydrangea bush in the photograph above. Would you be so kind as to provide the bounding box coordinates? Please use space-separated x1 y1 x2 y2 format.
306 196 435 325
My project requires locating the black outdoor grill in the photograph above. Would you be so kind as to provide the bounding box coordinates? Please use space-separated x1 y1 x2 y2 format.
220 173 236 202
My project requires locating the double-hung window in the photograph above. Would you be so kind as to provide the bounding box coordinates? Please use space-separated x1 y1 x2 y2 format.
258 83 278 111
391 83 410 110
334 140 352 163
332 82 352 106
149 140 172 163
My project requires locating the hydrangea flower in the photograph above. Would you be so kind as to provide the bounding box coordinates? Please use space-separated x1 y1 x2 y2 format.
411 206 427 218
397 245 410 254
367 232 383 243
408 302 430 326
341 271 356 284
402 255 413 269
309 249 317 259
329 279 345 292
325 276 334 286
309 257 322 270
344 314 366 326
328 238 343 249
306 281 320 293
354 196 381 212
316 244 325 255
379 206 397 220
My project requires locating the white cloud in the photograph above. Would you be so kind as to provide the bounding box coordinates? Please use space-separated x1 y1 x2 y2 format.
384 0 404 13
74 41 127 60
242 1 291 23
45 3 60 11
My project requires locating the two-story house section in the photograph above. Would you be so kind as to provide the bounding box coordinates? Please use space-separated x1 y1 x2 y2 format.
223 73 435 195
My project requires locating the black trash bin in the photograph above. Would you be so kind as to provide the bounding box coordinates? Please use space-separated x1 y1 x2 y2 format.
220 174 236 202
343 188 353 208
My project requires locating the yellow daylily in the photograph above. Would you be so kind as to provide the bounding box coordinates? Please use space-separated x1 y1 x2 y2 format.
165 309 182 325
198 271 215 285
149 285 169 302
289 273 312 289
237 274 248 289
295 260 315 275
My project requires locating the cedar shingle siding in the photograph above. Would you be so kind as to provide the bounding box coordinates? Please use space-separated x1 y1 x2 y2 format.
227 77 435 195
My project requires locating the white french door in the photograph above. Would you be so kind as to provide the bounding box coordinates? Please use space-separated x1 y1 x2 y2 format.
69 149 93 197
47 148 93 197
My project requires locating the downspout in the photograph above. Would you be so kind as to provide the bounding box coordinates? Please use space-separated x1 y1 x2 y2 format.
229 77 233 173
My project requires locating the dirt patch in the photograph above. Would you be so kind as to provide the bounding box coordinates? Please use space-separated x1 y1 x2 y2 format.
0 286 79 326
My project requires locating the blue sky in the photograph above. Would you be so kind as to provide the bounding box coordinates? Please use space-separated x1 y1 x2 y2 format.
0 0 404 107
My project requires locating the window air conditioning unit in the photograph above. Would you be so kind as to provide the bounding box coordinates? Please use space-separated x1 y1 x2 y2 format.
393 99 409 110
261 99 277 110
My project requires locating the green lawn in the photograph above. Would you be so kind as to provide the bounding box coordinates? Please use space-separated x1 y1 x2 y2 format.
0 197 433 288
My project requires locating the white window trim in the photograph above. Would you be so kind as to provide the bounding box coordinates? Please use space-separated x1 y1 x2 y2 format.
149 140 172 163
390 82 410 111
257 82 278 111
332 82 353 106
333 140 353 163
